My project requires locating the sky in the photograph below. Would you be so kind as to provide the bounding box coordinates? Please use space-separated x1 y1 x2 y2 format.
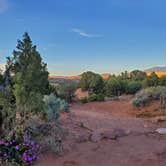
0 0 166 75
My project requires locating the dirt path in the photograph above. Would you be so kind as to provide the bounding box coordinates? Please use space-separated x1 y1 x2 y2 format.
35 100 166 166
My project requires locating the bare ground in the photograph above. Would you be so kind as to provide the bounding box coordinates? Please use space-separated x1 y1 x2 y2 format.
35 97 166 166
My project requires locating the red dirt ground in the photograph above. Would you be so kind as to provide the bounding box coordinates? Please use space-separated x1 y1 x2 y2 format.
35 97 166 166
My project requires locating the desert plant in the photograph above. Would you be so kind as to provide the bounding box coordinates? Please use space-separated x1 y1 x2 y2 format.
105 77 126 96
9 32 49 116
132 86 166 107
43 94 69 121
80 71 104 94
56 81 78 103
0 129 40 166
88 94 98 102
80 97 88 104
25 117 66 155
130 70 147 81
88 94 105 102
96 94 105 101
143 72 159 87
126 81 142 94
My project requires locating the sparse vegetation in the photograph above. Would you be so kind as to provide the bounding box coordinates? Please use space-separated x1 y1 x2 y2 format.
56 80 78 103
0 33 70 166
1 32 166 166
43 94 69 121
80 71 104 94
132 86 166 107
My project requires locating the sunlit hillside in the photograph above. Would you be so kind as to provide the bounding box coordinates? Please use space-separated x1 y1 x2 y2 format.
147 72 166 77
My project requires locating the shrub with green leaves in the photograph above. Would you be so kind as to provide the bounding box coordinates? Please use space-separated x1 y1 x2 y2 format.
126 81 142 94
80 71 104 94
80 97 88 104
88 94 105 102
132 86 166 107
43 94 69 121
56 81 78 103
105 77 126 96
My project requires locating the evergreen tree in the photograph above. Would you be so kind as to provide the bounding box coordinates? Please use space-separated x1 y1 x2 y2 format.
10 32 49 114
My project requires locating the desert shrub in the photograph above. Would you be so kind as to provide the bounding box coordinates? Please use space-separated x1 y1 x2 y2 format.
80 94 104 103
143 72 159 87
105 77 126 96
47 84 58 96
159 76 166 86
0 129 40 166
25 117 66 155
130 70 147 81
126 81 142 94
43 94 69 121
80 71 104 94
132 86 166 107
96 94 105 101
88 94 98 102
88 94 105 102
56 81 78 103
80 97 88 104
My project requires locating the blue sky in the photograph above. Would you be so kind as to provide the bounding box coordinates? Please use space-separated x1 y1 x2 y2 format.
0 0 166 75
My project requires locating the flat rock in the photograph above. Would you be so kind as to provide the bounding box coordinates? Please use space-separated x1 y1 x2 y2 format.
90 128 131 142
156 128 166 134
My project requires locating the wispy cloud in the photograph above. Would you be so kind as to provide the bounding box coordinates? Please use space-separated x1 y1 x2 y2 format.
71 28 103 38
0 0 9 13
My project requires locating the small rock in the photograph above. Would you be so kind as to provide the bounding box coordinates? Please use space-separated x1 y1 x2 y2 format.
113 129 129 137
156 128 166 134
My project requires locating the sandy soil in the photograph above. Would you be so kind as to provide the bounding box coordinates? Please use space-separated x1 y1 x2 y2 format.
35 97 166 166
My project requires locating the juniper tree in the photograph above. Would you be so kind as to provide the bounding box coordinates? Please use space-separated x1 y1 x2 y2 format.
10 32 49 115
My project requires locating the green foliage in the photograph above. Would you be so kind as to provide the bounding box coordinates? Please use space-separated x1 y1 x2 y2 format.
47 84 57 96
80 97 88 104
119 71 130 80
159 76 166 86
88 93 105 102
43 94 69 121
96 94 105 101
132 86 166 107
9 32 49 115
0 87 16 135
125 81 142 94
80 71 104 94
0 128 40 166
105 77 126 96
56 81 78 102
88 94 98 102
80 93 104 103
143 72 159 87
130 70 147 81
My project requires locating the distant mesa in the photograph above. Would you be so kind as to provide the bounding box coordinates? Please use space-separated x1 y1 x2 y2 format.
144 66 166 77
49 73 111 80
144 66 166 73
49 66 166 81
49 75 81 80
